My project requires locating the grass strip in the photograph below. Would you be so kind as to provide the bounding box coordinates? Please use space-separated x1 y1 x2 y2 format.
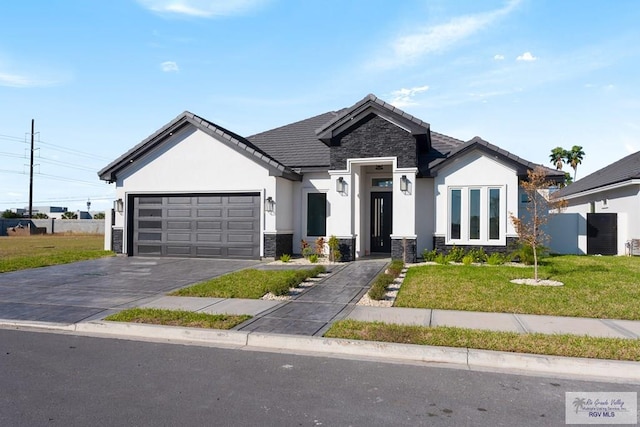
105 308 250 329
170 266 326 299
325 319 640 361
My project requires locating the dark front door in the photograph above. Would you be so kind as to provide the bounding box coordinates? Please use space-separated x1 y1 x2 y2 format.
371 192 392 253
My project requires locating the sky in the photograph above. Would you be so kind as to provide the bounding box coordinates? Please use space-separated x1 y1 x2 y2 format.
1 0 639 212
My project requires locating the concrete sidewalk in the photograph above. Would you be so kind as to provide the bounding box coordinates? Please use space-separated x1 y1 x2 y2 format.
138 295 640 339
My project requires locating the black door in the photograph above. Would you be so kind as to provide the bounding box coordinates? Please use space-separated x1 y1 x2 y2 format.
371 192 392 253
587 213 617 255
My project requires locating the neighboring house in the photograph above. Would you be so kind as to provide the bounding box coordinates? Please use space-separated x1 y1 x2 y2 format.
552 150 640 256
98 94 563 261
31 206 68 220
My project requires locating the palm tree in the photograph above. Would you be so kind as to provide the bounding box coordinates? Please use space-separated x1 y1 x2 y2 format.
573 397 586 414
549 147 566 170
565 145 585 181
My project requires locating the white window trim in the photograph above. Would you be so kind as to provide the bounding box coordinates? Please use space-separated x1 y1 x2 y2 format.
447 186 505 245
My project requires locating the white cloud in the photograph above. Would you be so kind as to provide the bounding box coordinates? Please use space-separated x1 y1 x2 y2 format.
389 85 430 107
516 51 537 61
371 0 521 69
0 72 57 88
160 61 179 72
493 54 505 60
136 0 268 17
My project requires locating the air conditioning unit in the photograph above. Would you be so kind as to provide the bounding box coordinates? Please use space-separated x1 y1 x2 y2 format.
630 239 640 256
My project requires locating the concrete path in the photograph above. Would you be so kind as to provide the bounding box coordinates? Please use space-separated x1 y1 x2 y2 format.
0 257 261 323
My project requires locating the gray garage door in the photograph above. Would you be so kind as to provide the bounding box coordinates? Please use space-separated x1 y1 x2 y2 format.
132 193 260 259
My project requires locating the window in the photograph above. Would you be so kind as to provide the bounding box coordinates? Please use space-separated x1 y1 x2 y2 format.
306 193 326 236
448 187 503 243
469 189 480 239
450 189 461 239
372 178 393 188
489 188 500 240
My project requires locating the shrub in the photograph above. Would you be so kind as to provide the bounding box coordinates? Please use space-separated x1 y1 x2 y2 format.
302 247 314 258
487 252 506 265
445 246 466 263
462 254 474 265
422 249 439 262
435 253 447 265
308 254 319 263
279 254 291 263
510 243 547 265
468 247 487 263
328 235 341 262
315 237 325 256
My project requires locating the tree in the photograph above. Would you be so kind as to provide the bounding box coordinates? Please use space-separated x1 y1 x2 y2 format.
564 145 585 181
549 146 567 170
32 213 49 219
1 209 22 218
509 166 567 281
93 212 105 219
61 211 78 219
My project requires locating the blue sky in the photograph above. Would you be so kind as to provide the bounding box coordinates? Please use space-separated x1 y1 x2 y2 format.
1 0 639 212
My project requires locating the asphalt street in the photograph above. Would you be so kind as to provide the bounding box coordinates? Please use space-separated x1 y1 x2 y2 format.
2 328 637 427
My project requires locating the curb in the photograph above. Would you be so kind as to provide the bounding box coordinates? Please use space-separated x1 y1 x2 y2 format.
2 319 639 383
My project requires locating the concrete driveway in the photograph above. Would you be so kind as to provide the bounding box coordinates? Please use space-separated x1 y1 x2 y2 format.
0 257 261 324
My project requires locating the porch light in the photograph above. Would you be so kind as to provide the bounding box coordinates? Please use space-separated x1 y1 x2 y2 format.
400 175 409 192
336 177 346 194
265 196 275 213
114 198 124 213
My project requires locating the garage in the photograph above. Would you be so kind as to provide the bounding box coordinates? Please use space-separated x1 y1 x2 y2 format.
130 193 260 259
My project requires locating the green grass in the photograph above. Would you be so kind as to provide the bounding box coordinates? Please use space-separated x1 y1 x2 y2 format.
325 320 640 361
0 234 113 273
395 255 640 320
170 266 326 298
105 308 250 329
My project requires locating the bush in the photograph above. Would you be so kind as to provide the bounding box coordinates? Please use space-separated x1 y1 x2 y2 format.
279 254 291 263
302 247 314 258
328 235 341 262
462 254 474 265
435 253 447 265
510 244 547 265
487 252 506 265
308 254 318 263
445 246 466 263
468 247 487 263
422 249 438 262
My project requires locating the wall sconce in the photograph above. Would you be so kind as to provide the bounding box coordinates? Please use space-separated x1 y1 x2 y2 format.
336 177 346 194
400 175 409 192
114 198 124 213
265 196 275 213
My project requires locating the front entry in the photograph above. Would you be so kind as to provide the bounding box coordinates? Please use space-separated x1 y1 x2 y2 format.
371 192 392 252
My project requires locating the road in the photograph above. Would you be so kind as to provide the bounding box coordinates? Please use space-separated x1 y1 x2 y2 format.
1 328 636 426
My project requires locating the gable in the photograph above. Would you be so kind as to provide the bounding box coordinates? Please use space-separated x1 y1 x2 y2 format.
329 114 418 170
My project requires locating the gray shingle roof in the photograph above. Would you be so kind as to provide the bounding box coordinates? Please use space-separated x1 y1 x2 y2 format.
98 111 300 182
554 150 640 198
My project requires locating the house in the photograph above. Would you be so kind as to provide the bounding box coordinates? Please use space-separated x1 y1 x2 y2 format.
552 150 640 256
98 94 563 261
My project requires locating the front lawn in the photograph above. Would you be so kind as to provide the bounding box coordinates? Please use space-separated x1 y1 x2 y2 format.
105 308 250 329
0 234 112 273
170 266 326 299
396 256 640 320
325 320 640 361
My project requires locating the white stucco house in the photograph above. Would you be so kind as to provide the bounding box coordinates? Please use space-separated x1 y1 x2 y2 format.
98 94 563 261
551 150 640 256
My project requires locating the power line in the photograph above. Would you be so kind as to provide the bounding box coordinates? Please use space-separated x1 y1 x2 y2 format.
0 133 112 162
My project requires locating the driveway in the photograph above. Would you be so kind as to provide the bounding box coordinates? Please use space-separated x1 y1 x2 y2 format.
0 257 261 324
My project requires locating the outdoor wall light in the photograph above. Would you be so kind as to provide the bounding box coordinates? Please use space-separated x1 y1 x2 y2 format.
336 177 346 194
114 198 124 213
265 196 275 213
400 175 409 192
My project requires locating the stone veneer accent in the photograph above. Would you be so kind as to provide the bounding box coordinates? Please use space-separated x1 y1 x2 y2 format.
391 238 417 263
263 233 293 259
112 228 123 254
432 236 518 256
330 115 417 170
337 238 356 262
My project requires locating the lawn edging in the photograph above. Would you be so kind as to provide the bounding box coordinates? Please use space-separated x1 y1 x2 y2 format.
4 319 639 383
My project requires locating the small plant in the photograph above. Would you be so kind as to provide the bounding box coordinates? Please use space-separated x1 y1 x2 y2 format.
487 252 506 265
462 254 474 265
387 259 404 277
302 246 314 258
308 254 319 263
315 237 326 256
468 247 487 263
510 243 547 265
435 253 447 265
328 235 341 262
445 246 466 263
368 273 394 300
422 249 438 262
279 254 291 263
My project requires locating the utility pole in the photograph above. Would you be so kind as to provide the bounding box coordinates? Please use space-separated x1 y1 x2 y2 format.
28 119 34 218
